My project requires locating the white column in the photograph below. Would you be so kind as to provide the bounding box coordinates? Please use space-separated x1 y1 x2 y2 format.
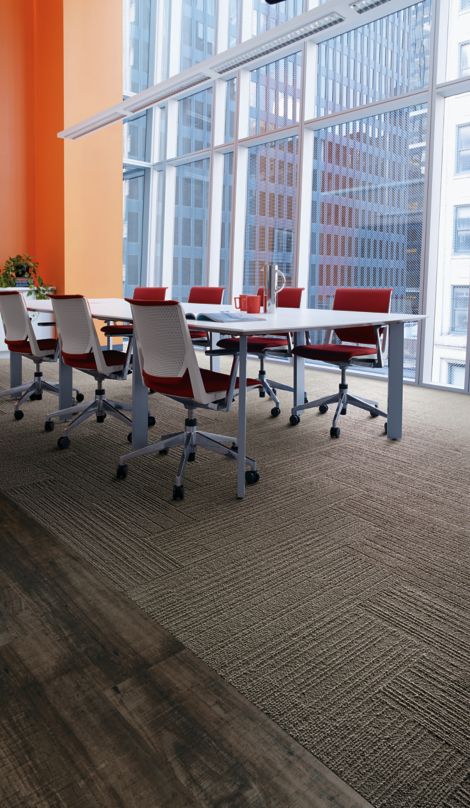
294 40 317 301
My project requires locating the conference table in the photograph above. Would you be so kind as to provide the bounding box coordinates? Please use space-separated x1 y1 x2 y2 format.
17 298 425 498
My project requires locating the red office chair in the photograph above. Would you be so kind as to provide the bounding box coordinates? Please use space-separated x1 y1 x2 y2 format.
116 300 260 501
290 287 392 438
186 286 225 345
101 287 167 342
44 295 146 449
0 290 82 419
217 287 305 417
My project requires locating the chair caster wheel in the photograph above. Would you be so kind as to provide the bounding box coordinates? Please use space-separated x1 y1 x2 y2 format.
148 415 156 427
289 414 300 426
245 470 260 485
230 443 238 452
271 406 280 418
14 410 24 421
30 393 42 401
384 422 387 435
319 403 329 414
341 407 347 416
57 436 70 450
259 389 266 398
304 394 308 404
127 432 133 443
96 414 106 423
44 420 54 433
370 411 379 418
75 392 84 403
330 427 340 439
188 451 196 462
173 485 184 500
159 448 169 456
116 464 128 480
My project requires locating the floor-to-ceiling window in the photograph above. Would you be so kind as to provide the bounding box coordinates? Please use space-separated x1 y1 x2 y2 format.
122 0 470 393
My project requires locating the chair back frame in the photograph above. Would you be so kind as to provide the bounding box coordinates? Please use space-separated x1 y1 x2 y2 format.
329 287 393 367
0 291 44 357
130 299 238 409
50 295 132 377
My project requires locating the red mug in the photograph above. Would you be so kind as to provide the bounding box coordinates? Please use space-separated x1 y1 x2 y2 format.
245 294 261 314
234 294 248 311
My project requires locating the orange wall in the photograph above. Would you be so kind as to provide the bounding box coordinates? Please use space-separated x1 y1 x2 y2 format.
63 0 123 297
0 0 33 259
31 0 65 292
0 0 122 297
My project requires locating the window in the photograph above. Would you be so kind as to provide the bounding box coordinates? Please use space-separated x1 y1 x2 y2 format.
454 206 470 254
460 42 470 77
244 137 299 292
457 124 470 173
448 362 466 388
451 286 469 333
122 0 470 394
309 105 427 378
173 159 210 300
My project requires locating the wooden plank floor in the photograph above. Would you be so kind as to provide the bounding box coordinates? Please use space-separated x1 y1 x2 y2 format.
0 493 372 808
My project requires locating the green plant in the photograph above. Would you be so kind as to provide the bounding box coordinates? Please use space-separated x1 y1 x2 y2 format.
0 254 52 298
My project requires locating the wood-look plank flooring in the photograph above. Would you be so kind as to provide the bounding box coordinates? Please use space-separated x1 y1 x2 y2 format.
0 493 372 808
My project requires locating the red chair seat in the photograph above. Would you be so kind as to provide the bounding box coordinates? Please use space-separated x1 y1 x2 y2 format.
6 338 58 355
293 343 377 363
188 326 209 340
101 323 133 336
61 349 127 370
143 367 259 399
218 336 289 353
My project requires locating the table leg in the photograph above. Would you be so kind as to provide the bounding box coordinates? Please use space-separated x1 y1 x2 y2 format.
10 353 22 387
237 335 247 499
59 359 74 409
131 347 148 450
292 331 306 414
387 321 404 441
210 332 221 372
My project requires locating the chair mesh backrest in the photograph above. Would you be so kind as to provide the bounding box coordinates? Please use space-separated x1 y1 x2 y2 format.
134 287 167 301
187 286 224 304
333 288 393 345
0 291 38 351
50 295 107 374
256 286 303 308
130 300 207 401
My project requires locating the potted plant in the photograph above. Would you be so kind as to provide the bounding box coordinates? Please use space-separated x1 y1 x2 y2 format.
0 254 53 299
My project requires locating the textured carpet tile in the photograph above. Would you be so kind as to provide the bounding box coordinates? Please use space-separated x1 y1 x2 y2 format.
0 356 469 808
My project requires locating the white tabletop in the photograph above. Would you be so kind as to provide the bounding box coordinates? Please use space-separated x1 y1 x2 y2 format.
29 297 426 335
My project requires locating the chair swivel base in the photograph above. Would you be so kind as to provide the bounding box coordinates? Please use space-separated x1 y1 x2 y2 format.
117 415 259 500
0 368 82 420
45 386 132 448
290 382 387 438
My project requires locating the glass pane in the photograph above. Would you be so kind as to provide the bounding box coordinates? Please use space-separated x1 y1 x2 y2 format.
220 153 234 292
244 137 298 292
124 112 150 162
309 105 427 380
125 0 152 93
316 1 431 117
460 42 470 77
225 78 237 144
178 89 213 156
180 0 216 71
173 159 210 300
250 53 302 136
250 0 304 37
123 173 145 297
229 0 240 47
428 94 470 389
457 124 470 173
